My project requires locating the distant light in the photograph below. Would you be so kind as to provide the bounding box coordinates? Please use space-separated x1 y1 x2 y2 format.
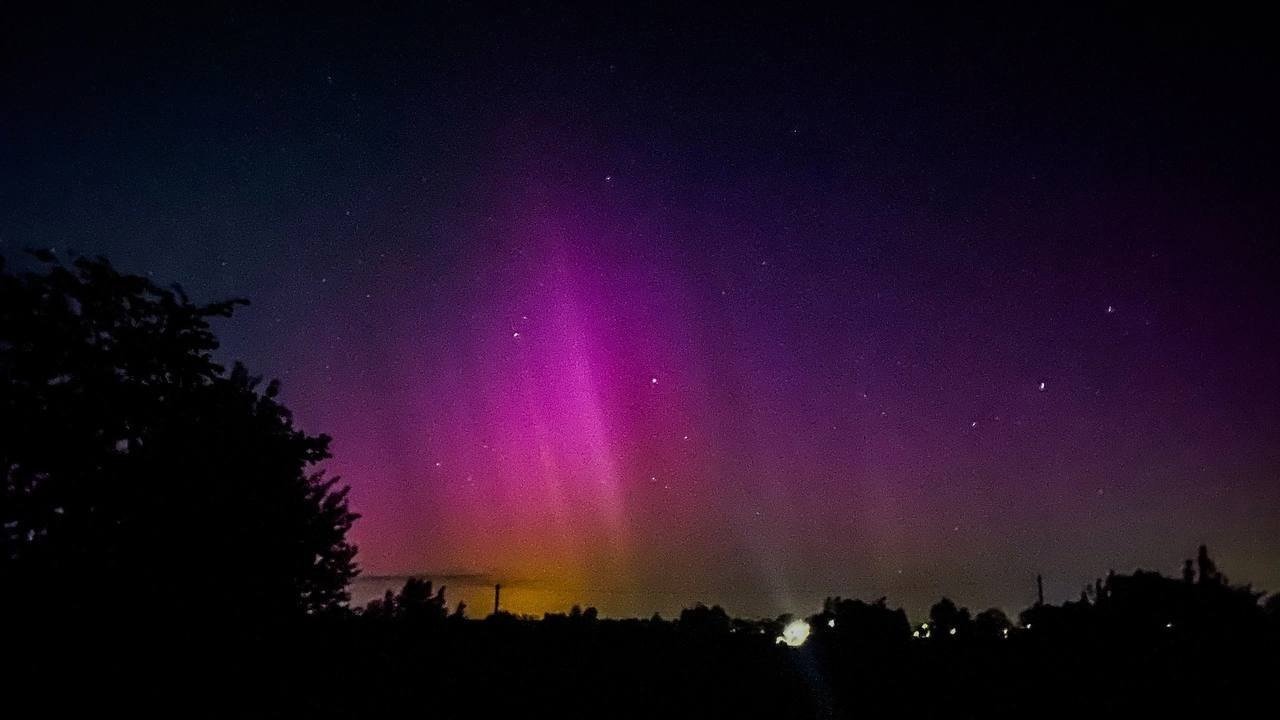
1002 628 1009 638
1025 623 1032 630
650 377 658 384
512 332 521 339
949 627 957 636
828 618 836 628
777 619 811 647
1107 305 1115 314
1165 622 1173 629
1038 381 1047 392
912 630 921 638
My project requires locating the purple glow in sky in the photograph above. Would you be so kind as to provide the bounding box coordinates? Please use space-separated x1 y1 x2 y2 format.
5 5 1277 619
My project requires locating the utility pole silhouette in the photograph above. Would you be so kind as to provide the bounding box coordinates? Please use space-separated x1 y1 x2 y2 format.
494 583 502 615
1036 574 1045 606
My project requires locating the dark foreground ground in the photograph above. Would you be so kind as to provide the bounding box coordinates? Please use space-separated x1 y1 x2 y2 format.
9 612 1277 719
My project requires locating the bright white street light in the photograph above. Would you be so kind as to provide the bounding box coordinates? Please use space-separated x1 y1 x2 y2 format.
776 619 811 647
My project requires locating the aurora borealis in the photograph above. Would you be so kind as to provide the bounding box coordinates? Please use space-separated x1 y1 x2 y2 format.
3 5 1277 620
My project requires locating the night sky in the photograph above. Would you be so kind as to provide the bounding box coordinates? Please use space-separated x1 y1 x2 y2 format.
3 5 1278 619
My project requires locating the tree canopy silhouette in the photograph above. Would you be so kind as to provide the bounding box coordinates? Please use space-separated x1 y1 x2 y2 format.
0 253 358 623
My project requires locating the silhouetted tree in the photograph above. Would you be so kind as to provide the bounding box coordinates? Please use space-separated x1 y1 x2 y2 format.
395 578 448 622
974 607 1012 640
1197 544 1222 585
928 597 972 639
0 253 358 623
363 589 398 619
679 602 731 635
818 596 910 645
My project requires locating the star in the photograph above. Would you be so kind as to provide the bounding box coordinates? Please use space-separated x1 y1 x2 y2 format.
650 377 658 384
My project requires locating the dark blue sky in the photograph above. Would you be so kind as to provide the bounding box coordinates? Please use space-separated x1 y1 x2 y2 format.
3 4 1277 618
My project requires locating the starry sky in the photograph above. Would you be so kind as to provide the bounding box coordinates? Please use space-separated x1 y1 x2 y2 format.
3 5 1278 619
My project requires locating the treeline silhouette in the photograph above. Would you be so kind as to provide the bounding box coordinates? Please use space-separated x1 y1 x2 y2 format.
4 254 1277 717
324 546 1276 718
